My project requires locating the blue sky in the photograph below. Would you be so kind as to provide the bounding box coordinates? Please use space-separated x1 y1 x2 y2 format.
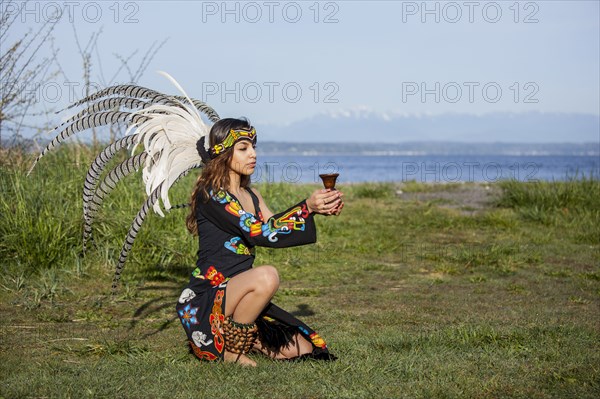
5 0 600 129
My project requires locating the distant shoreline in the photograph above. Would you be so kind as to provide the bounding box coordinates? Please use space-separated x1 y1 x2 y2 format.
254 141 599 157
3 138 598 156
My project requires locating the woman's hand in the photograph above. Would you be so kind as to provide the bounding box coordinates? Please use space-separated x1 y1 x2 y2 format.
306 189 344 216
330 199 344 216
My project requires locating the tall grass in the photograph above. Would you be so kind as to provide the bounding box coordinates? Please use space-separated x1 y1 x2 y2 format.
497 175 599 212
0 146 322 278
0 145 196 277
495 176 600 243
1 148 82 271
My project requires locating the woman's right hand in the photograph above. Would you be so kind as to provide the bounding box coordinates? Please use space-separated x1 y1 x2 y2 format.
306 189 343 215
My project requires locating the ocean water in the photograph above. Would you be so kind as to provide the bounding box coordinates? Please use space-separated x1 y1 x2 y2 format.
250 155 600 184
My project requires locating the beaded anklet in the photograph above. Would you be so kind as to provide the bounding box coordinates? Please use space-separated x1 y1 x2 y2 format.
223 316 258 354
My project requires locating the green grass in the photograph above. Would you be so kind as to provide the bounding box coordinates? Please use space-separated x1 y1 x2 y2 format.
400 179 468 193
350 182 395 199
497 176 599 211
495 177 600 244
1 146 599 398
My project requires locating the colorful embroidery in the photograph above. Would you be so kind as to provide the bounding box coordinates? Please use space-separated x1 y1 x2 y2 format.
274 206 307 231
209 289 225 353
178 288 196 304
261 205 307 242
205 266 225 286
298 326 309 335
226 200 244 217
211 190 262 230
211 128 257 156
239 213 262 236
224 237 252 255
309 332 327 349
211 190 233 204
297 326 327 349
250 221 262 236
211 190 243 218
192 330 213 347
178 303 199 329
239 213 252 231
192 266 226 286
189 341 218 361
300 203 310 218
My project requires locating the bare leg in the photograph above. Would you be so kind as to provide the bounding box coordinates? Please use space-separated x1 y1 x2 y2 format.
223 266 280 366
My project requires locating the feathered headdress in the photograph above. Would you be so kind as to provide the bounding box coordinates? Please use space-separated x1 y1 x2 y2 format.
28 72 220 291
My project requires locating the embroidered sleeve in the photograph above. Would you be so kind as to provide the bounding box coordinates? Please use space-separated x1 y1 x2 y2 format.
198 189 317 248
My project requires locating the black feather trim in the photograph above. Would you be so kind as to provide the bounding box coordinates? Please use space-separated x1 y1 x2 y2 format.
256 316 298 352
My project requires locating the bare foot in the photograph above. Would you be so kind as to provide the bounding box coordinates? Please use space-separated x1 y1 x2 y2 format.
224 350 257 367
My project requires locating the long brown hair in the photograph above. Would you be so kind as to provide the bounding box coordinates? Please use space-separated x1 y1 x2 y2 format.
186 118 252 235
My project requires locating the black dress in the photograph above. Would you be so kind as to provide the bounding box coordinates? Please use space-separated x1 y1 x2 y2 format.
175 187 335 361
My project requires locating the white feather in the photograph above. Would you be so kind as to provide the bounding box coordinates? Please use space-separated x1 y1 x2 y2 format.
124 74 211 216
157 71 204 123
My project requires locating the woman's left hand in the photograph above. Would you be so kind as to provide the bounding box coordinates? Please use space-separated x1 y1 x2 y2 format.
306 189 344 215
330 199 344 216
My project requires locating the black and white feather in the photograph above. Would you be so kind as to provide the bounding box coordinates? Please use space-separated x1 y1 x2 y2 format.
28 72 219 290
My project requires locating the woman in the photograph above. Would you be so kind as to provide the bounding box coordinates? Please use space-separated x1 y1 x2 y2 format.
27 77 342 365
176 118 344 366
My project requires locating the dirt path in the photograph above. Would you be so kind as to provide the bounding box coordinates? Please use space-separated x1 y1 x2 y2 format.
396 183 502 215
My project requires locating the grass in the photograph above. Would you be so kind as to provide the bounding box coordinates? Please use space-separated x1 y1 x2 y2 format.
1 145 599 398
496 177 600 244
400 180 468 193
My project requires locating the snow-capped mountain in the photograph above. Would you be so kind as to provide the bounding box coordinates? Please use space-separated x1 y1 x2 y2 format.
258 110 599 143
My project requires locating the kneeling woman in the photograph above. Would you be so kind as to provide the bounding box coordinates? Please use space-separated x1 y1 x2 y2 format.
176 118 344 366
